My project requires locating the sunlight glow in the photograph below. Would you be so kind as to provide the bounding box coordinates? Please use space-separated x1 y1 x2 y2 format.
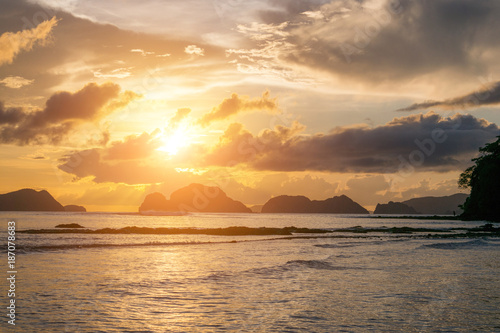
157 126 190 155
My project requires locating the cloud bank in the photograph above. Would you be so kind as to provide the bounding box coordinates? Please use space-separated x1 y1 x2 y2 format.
204 112 499 173
398 81 500 111
228 0 500 86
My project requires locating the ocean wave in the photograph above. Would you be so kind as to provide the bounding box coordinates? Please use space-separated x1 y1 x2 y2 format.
18 226 330 236
420 239 500 249
285 259 353 271
12 240 237 253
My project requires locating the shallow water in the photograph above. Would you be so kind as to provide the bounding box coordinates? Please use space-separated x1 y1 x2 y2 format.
1 212 499 332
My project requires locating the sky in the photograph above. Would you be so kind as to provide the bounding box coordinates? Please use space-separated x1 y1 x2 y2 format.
1 0 499 212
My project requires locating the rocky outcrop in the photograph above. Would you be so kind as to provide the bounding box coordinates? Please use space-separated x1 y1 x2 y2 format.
374 201 419 214
64 205 86 212
139 183 252 213
0 189 65 211
261 194 369 214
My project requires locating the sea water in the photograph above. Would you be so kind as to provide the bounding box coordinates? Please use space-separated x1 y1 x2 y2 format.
0 212 499 332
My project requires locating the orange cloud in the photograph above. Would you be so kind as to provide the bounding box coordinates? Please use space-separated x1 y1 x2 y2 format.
0 16 58 66
198 91 280 126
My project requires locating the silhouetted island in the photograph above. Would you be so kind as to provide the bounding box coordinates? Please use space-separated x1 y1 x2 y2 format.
402 194 468 215
55 223 85 228
140 183 252 213
64 205 87 212
0 189 65 211
374 201 419 214
375 194 468 215
261 195 369 214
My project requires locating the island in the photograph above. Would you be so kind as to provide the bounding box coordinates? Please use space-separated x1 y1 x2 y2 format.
139 183 252 213
374 201 419 214
374 194 468 215
64 205 87 212
261 194 369 214
0 189 65 211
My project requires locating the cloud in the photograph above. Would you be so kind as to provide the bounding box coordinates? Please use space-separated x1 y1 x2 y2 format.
57 146 197 185
0 82 140 145
0 102 26 124
0 76 34 88
203 112 499 173
57 129 182 184
104 131 161 160
229 0 500 87
169 108 191 128
93 67 133 79
0 16 58 66
398 81 500 111
184 45 204 56
198 91 280 126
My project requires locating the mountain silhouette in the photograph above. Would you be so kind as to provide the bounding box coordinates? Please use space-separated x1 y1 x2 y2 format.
374 194 468 215
140 183 252 213
0 189 65 211
261 194 369 214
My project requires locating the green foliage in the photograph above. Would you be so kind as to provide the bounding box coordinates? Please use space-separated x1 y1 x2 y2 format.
459 136 500 221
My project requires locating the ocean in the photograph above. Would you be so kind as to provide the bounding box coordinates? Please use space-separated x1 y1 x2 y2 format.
1 212 499 332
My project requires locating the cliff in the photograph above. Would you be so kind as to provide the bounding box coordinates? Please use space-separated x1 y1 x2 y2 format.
139 183 252 213
374 201 419 214
0 189 65 211
261 194 369 214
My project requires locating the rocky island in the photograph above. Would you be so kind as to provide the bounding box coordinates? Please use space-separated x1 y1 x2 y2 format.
140 183 252 213
261 194 369 214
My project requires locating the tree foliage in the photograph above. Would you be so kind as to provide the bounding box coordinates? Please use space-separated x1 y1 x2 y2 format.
459 136 500 221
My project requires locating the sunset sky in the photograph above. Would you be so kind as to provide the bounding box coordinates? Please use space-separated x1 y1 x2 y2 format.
1 0 500 211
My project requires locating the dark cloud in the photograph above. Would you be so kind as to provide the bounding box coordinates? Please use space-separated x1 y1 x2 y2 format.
231 0 500 85
0 82 139 145
0 102 26 124
203 112 499 173
398 81 500 111
198 91 280 127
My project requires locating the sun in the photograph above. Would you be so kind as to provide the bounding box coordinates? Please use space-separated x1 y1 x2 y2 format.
157 126 190 155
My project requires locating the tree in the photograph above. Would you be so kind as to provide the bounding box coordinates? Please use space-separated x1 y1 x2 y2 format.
459 136 500 221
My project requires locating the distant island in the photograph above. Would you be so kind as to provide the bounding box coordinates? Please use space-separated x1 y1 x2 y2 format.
0 186 469 217
261 195 369 214
0 189 64 211
374 202 419 215
0 188 86 212
139 183 252 213
64 205 87 212
374 194 468 215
